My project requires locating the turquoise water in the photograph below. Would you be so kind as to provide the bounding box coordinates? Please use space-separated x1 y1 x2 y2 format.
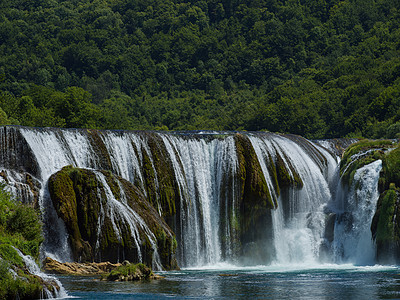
58 264 400 299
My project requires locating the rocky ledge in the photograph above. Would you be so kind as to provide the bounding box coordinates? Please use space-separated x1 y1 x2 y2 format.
43 257 164 281
43 257 121 275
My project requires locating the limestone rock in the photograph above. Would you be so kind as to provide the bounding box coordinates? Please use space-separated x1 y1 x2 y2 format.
43 257 121 275
48 166 178 270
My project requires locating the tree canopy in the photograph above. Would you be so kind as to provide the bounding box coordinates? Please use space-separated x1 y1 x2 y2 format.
1 0 399 138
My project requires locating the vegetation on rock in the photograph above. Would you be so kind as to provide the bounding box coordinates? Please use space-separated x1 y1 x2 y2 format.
235 133 274 236
0 183 53 299
341 140 400 263
48 166 178 270
380 144 400 192
101 262 161 281
140 133 179 224
371 185 400 263
340 139 395 185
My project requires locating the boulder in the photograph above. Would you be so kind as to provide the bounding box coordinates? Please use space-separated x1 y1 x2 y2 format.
48 166 178 270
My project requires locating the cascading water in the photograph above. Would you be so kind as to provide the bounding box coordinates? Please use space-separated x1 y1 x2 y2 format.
160 134 238 267
248 134 337 265
93 171 162 269
0 126 387 270
14 247 68 299
331 160 383 265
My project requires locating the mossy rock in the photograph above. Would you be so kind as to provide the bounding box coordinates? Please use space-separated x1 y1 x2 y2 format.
379 144 400 192
0 259 50 300
86 129 113 170
138 132 180 226
371 186 400 263
340 139 394 186
275 152 303 188
101 262 162 281
234 133 275 254
48 166 178 270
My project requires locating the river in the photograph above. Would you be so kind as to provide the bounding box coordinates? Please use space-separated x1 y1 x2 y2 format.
58 264 400 299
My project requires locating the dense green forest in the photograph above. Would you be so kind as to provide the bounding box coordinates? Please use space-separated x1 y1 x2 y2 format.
0 0 399 138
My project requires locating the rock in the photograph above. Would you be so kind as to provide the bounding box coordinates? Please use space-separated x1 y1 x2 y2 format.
48 166 178 270
371 187 400 264
43 257 121 275
101 262 164 281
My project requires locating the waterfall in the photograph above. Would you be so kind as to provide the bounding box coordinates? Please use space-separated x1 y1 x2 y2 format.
160 134 238 267
248 134 337 265
331 160 382 265
93 171 162 269
14 247 68 299
0 126 387 269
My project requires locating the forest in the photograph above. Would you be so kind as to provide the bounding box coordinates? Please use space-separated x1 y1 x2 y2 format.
0 0 399 139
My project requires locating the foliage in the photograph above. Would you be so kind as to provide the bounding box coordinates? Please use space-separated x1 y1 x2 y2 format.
0 184 43 260
0 259 42 300
0 183 44 299
0 0 400 137
339 139 395 185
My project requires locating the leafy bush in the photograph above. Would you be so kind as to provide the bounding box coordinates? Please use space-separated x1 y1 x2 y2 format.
7 204 43 243
0 183 44 298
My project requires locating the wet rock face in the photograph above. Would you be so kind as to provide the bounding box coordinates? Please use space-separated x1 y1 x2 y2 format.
235 134 274 243
371 186 400 264
0 126 39 178
48 166 178 270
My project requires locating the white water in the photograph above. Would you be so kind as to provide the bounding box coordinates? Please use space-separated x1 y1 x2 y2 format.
16 129 163 267
14 247 68 299
160 135 238 267
248 134 337 265
93 171 162 269
332 160 382 265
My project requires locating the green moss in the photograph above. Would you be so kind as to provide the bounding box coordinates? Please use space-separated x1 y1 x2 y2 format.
0 259 43 300
375 189 397 243
230 213 240 233
340 139 395 186
101 170 121 201
49 166 178 269
102 263 153 281
234 133 275 251
267 153 280 197
275 153 303 188
86 129 113 170
235 133 274 209
341 139 393 168
141 133 178 223
142 148 158 209
380 145 400 191
48 166 87 260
